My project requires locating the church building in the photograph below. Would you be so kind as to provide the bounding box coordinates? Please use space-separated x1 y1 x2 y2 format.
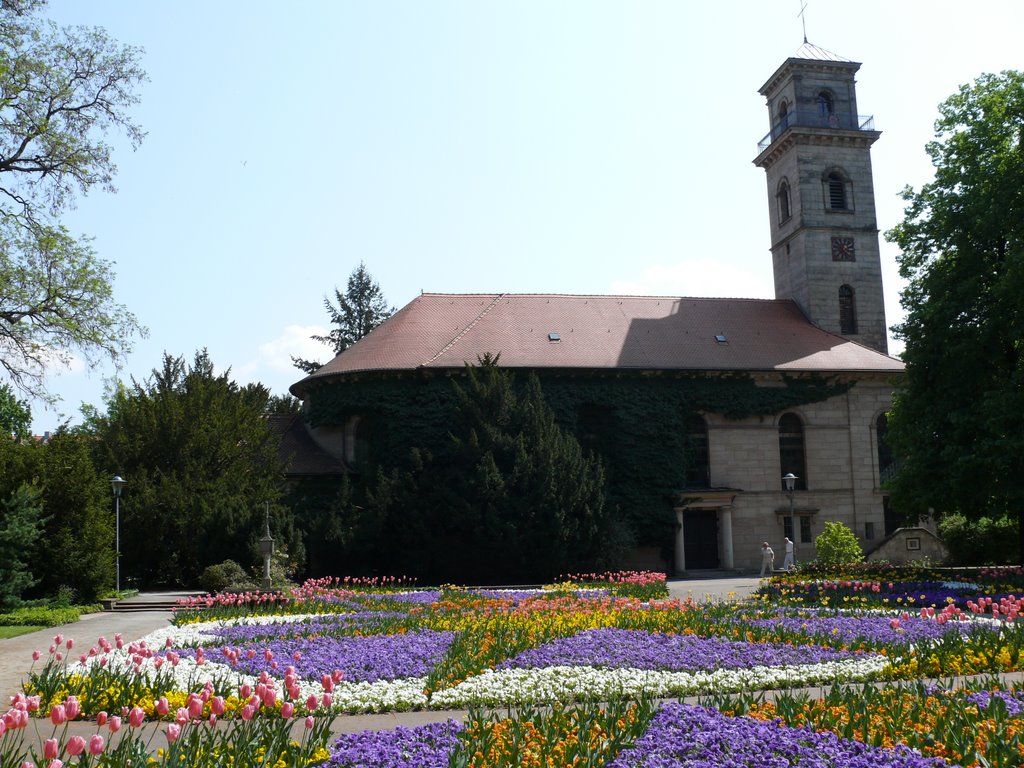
288 43 904 575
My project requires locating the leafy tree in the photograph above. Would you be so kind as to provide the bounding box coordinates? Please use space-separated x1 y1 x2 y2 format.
91 350 302 587
266 393 301 414
0 383 31 439
34 429 113 601
886 71 1024 557
367 355 609 584
292 262 394 374
0 481 47 607
813 522 863 566
938 512 1018 566
0 1 147 400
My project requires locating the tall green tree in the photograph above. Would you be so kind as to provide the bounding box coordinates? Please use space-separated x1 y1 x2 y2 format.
0 481 46 607
0 383 31 439
292 262 394 374
886 70 1024 558
92 350 301 587
0 1 147 400
368 355 609 584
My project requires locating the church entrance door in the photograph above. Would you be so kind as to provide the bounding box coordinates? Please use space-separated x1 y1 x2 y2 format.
683 509 720 569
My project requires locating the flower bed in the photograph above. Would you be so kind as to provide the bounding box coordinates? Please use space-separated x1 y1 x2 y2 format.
7 570 1024 766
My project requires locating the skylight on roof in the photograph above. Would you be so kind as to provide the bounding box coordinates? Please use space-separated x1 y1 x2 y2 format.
548 332 561 342
715 334 728 344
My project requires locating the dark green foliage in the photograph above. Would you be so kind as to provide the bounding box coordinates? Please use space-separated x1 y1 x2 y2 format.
199 560 254 593
92 350 303 587
0 606 81 628
292 262 395 374
305 369 847 558
886 71 1024 557
0 483 47 607
364 358 609 584
33 430 114 602
265 394 301 414
938 513 1018 566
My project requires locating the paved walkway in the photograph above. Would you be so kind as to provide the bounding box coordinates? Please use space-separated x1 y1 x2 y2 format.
0 578 767 741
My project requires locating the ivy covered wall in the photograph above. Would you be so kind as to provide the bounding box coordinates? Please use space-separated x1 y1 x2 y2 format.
302 369 850 562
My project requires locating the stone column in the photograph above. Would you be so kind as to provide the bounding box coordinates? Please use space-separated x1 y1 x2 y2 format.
720 506 734 570
674 508 686 574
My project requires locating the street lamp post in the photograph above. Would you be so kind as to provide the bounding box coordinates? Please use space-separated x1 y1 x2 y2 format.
111 476 126 594
783 472 797 516
259 502 274 591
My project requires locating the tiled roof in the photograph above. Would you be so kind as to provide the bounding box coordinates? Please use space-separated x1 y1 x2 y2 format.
266 413 346 476
292 293 903 394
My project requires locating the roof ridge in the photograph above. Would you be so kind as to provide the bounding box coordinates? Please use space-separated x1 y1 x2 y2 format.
421 293 505 367
419 292 785 303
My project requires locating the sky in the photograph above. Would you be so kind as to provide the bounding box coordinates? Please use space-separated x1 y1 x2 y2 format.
23 0 1024 432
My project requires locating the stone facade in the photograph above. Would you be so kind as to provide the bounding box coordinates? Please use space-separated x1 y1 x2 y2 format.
675 373 894 573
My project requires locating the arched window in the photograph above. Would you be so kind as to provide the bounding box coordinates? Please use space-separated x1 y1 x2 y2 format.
683 414 710 488
776 179 791 223
778 413 807 490
344 415 362 466
817 91 834 118
839 284 857 334
778 100 790 130
876 413 892 476
827 171 847 209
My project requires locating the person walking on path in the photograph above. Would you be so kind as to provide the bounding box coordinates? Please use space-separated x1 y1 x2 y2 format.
782 537 795 570
759 541 775 577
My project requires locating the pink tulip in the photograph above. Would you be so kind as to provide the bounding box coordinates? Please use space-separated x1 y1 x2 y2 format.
44 738 59 759
49 705 66 726
128 707 145 728
240 705 255 722
175 707 188 725
65 639 73 650
305 694 318 711
165 724 180 743
281 702 294 718
31 651 40 661
66 735 86 756
47 761 63 768
64 697 79 720
53 634 63 645
88 734 105 756
155 697 170 717
305 715 314 729
96 711 108 727
210 696 225 716
108 715 122 733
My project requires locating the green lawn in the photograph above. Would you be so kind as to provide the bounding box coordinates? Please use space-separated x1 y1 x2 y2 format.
0 625 44 639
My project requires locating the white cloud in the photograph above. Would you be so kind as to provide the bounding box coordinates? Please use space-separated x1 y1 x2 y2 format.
609 260 774 300
233 324 330 391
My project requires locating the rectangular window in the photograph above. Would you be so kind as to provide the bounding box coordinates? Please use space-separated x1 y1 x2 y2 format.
865 521 875 540
800 516 812 544
783 516 794 542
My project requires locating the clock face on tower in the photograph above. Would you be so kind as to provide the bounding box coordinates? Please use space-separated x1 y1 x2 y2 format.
831 236 856 262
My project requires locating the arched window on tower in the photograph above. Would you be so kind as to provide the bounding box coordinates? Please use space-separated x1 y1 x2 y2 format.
683 414 710 488
818 91 838 126
778 100 790 130
839 284 857 334
827 171 847 210
776 179 792 223
778 413 807 490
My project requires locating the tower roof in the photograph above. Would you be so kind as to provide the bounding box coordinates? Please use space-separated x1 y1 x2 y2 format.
791 42 852 63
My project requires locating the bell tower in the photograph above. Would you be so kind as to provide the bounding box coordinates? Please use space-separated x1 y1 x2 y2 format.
754 43 888 354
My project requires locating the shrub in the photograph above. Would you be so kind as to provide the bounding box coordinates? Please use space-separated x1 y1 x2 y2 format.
199 560 254 593
0 606 80 627
938 513 1018 566
814 522 864 566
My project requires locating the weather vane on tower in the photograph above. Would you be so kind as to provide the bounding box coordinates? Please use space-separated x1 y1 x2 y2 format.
797 0 809 44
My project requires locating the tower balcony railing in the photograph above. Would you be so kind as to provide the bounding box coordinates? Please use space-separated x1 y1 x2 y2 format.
757 112 876 153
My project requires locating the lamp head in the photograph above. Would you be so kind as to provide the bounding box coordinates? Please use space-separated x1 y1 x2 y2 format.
111 475 126 498
783 473 797 492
